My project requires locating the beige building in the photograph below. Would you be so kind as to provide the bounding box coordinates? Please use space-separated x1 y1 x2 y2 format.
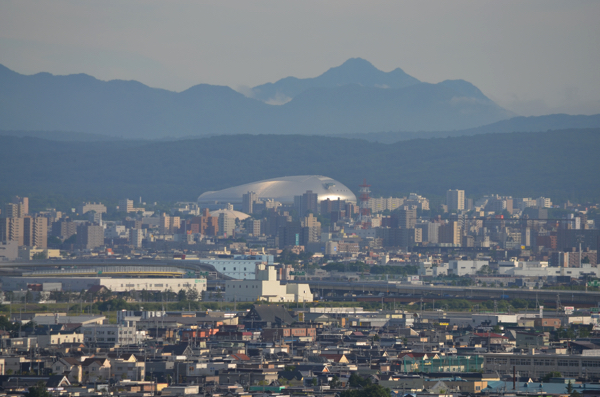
369 197 404 213
77 202 107 215
24 216 48 248
225 264 313 303
0 217 24 246
118 199 144 213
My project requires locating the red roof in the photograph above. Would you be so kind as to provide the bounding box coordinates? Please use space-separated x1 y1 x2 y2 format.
231 353 251 361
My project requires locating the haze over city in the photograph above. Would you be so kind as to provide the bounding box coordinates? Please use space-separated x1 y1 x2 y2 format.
2 3 600 396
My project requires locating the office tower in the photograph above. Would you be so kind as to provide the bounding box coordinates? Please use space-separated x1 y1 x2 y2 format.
52 219 77 239
242 191 258 214
446 189 465 212
294 190 319 216
76 223 105 249
119 199 134 213
395 206 417 229
218 213 235 237
129 228 144 248
439 221 461 245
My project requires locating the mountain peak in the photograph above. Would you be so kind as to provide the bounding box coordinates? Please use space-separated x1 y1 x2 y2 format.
251 58 420 102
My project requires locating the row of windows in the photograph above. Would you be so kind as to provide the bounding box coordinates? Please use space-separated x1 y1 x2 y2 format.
223 267 247 271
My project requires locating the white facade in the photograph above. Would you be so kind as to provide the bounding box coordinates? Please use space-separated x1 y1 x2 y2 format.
225 264 313 303
447 260 488 276
200 254 274 280
2 277 207 295
82 321 140 347
37 332 84 348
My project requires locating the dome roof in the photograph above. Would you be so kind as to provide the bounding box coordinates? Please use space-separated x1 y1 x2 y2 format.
198 175 356 205
209 209 250 220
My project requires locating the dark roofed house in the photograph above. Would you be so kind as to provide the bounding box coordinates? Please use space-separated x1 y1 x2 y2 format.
162 343 192 357
244 305 295 328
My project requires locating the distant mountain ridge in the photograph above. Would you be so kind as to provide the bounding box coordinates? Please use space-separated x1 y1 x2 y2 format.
251 57 421 103
337 113 600 143
0 60 514 138
0 129 598 207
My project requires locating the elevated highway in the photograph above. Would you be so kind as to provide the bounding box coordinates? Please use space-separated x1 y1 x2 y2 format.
291 280 600 307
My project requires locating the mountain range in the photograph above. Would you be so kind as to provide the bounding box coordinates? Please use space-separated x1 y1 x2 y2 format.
1 129 598 209
0 59 515 139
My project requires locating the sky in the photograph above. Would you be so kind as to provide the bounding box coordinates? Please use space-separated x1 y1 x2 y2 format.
1 1 599 116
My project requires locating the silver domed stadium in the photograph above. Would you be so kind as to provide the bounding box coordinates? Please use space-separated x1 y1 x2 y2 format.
198 175 356 209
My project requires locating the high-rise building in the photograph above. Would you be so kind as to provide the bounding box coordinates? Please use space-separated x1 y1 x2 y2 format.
446 189 465 212
23 216 48 248
242 191 258 214
13 196 28 216
76 223 105 249
278 221 304 249
52 219 77 239
218 213 235 237
294 190 319 216
439 221 461 245
301 214 321 243
395 206 417 229
246 219 262 236
129 228 144 248
0 217 24 246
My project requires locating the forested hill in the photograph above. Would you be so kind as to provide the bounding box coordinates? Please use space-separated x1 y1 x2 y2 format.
0 129 598 209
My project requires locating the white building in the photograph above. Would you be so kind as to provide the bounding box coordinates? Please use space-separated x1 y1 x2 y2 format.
225 264 313 303
2 277 207 295
447 260 488 276
199 254 274 280
82 321 141 347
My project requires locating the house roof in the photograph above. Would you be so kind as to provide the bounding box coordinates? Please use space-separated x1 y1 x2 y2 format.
162 344 191 356
230 353 251 361
81 358 109 367
88 285 108 294
247 305 294 325
59 357 82 366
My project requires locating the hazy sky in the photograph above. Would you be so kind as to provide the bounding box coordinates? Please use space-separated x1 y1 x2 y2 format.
1 1 599 116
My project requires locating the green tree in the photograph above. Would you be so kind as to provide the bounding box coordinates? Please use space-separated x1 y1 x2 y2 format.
24 381 52 397
349 373 372 388
177 289 187 302
186 288 199 301
330 376 342 388
542 371 562 382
